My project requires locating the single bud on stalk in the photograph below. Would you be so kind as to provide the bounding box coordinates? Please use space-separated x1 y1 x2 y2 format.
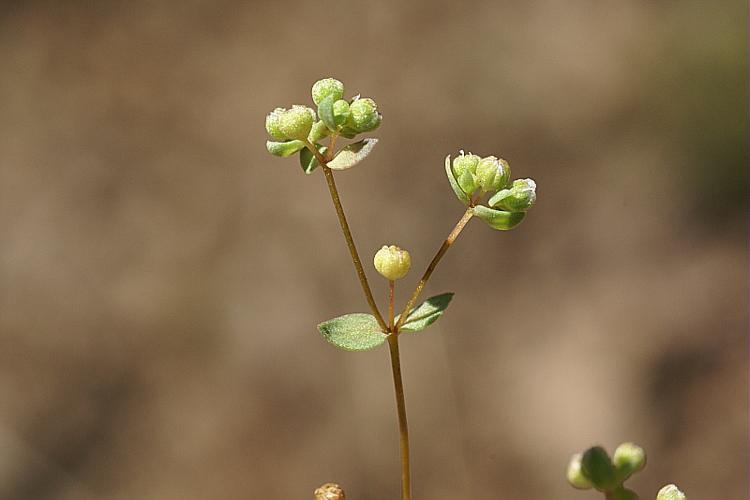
475 156 511 192
613 442 646 479
279 105 316 141
314 482 346 500
312 78 345 106
373 245 411 281
567 453 593 490
348 97 381 132
265 107 287 140
656 484 686 500
489 178 537 212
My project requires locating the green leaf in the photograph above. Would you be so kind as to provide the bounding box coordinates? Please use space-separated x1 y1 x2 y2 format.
445 156 469 205
317 313 386 351
299 144 327 174
317 94 337 132
327 138 378 170
267 139 306 157
472 205 525 230
397 292 454 333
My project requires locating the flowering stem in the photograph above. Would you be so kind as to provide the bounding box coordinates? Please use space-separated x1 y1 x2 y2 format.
387 333 411 500
395 207 474 331
304 141 388 332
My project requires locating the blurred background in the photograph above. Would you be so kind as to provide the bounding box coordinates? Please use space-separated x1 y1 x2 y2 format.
0 1 747 499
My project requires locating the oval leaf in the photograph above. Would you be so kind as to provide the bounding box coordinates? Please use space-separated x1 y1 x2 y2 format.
445 156 469 205
327 138 378 170
267 139 305 157
317 313 386 351
397 292 454 333
472 205 525 230
300 144 327 174
317 95 337 132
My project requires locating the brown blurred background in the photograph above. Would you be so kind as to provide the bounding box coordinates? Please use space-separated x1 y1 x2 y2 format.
0 1 747 499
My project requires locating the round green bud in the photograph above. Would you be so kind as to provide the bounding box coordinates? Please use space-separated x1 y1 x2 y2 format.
312 78 345 106
613 442 646 479
657 485 686 500
581 446 617 492
491 178 537 212
265 107 287 140
451 152 481 178
278 105 316 141
373 245 411 281
347 97 381 133
475 156 511 192
566 453 593 490
314 482 346 500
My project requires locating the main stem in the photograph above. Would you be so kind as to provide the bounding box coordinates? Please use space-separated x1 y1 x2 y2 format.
395 207 474 331
388 333 411 500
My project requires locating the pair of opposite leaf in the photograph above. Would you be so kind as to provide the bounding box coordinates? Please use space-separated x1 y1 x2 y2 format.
567 443 686 500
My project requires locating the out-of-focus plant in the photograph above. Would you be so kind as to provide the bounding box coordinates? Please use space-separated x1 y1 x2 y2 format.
265 77 536 499
566 443 686 500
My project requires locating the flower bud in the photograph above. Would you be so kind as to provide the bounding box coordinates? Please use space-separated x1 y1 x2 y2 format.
566 453 593 490
451 153 480 178
312 78 345 106
333 99 351 127
581 446 618 492
613 442 646 479
657 484 686 500
475 156 511 192
489 178 537 212
373 245 411 281
347 97 381 133
314 482 346 500
265 107 287 140
279 105 316 141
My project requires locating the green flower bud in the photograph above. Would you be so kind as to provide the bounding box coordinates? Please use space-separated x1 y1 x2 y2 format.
566 453 593 490
613 442 646 480
312 78 345 106
610 486 639 500
347 97 381 133
265 107 287 140
314 482 346 500
373 245 411 281
475 156 511 192
279 105 316 141
489 178 537 212
451 152 481 178
333 99 351 128
656 485 686 500
581 446 618 492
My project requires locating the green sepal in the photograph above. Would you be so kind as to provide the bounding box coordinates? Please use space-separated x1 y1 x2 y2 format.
327 138 378 170
457 170 477 196
488 188 512 208
472 205 525 230
396 293 454 333
317 95 337 132
266 139 306 157
581 446 618 492
445 156 470 205
317 313 387 351
299 144 327 174
308 120 329 143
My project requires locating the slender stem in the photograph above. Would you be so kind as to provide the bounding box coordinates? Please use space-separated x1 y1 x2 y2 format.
304 141 388 332
395 207 474 331
388 280 395 330
387 334 411 500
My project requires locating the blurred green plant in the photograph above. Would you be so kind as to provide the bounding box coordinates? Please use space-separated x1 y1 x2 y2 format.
265 77 536 500
566 443 686 500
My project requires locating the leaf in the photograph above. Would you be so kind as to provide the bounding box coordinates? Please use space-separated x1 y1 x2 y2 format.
327 138 378 170
472 205 525 230
445 156 469 205
299 144 327 174
317 313 386 351
397 292 454 333
267 139 306 157
317 95 337 132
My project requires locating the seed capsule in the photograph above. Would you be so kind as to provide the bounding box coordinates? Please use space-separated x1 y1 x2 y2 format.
475 156 511 192
373 245 411 281
314 482 345 500
279 105 316 141
312 78 345 106
566 453 593 490
347 98 381 132
657 484 686 500
265 107 287 140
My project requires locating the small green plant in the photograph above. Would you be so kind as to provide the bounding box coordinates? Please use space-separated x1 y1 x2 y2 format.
265 77 535 499
566 443 686 500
